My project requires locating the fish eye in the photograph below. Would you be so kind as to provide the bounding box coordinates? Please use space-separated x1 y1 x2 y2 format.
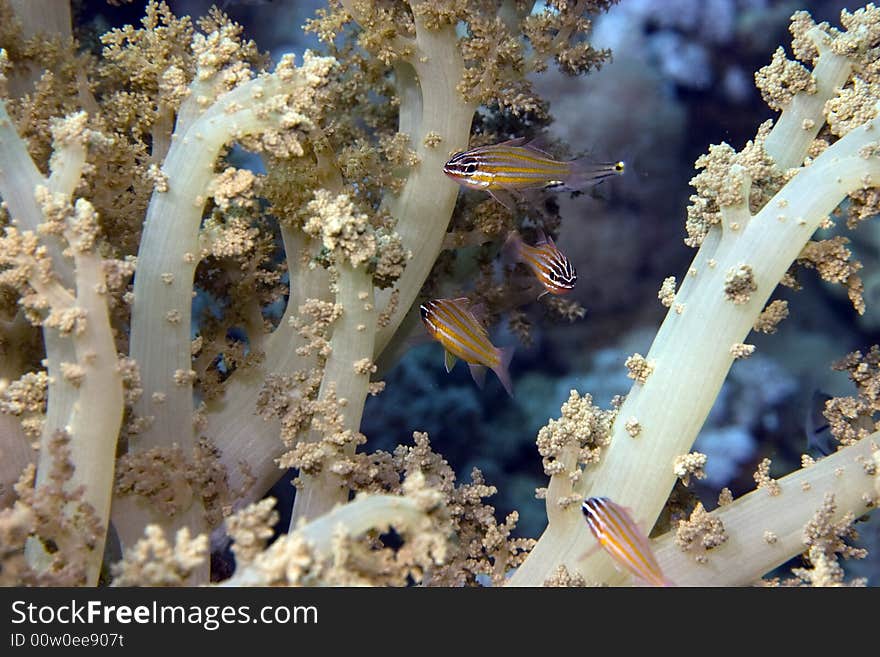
464 163 478 174
614 161 625 173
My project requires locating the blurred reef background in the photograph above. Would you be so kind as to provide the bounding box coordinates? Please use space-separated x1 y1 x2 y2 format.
76 0 880 584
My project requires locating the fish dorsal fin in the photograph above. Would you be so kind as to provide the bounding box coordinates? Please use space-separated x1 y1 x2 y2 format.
534 228 555 247
495 136 529 148
495 136 556 159
450 297 487 324
520 137 556 159
502 231 525 265
444 349 458 373
447 297 489 338
468 301 488 325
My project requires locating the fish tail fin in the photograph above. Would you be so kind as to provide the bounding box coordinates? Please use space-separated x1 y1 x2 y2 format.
616 146 639 179
562 157 626 191
492 346 515 398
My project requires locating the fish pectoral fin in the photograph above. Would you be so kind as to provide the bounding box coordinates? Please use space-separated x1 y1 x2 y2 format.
488 188 517 210
575 543 601 563
444 350 458 373
468 363 487 389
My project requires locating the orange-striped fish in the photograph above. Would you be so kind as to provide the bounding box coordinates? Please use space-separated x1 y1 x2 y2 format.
505 230 576 298
582 496 674 587
443 137 625 208
419 297 514 396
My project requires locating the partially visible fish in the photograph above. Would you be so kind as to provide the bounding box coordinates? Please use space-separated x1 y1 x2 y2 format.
805 390 835 458
504 229 577 298
419 297 514 396
443 137 625 208
220 0 273 9
582 496 673 587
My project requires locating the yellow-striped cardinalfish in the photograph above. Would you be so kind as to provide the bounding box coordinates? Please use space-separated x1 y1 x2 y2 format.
581 496 674 587
443 137 625 209
504 229 576 298
419 297 514 396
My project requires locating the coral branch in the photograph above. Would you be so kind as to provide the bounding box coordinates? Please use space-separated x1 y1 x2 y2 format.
0 98 73 286
202 229 329 505
512 24 880 584
223 487 447 586
763 26 852 170
653 435 878 586
117 51 335 564
288 259 376 523
372 14 476 356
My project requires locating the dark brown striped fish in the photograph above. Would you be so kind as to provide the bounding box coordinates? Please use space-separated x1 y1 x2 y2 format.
582 497 673 587
419 297 514 396
505 230 576 298
443 137 625 208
